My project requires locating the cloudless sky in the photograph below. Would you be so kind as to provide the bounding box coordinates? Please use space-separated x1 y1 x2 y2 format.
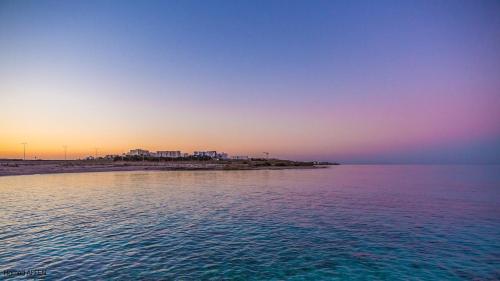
1 0 499 163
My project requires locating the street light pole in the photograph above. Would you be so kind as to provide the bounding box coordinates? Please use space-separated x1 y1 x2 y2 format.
21 142 27 160
63 145 68 160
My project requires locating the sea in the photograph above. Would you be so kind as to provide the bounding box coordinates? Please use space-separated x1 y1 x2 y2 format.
0 165 499 280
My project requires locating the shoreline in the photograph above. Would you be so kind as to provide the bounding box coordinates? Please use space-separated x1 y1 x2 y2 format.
0 160 329 177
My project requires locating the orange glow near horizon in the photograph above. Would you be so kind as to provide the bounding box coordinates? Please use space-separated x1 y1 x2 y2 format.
1 0 499 163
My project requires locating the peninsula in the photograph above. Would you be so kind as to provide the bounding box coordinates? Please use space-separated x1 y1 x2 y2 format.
1 147 338 177
0 158 337 177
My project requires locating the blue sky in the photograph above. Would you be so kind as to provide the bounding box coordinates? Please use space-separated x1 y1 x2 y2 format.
1 0 499 163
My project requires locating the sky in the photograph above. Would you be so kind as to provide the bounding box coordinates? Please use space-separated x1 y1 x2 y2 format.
0 0 499 163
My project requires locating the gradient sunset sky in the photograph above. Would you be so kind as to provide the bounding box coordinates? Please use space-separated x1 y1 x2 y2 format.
1 0 499 163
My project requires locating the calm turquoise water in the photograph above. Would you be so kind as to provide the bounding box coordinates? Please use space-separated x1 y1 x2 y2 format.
1 165 499 280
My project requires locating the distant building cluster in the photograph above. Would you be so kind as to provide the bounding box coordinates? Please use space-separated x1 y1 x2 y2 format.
156 151 183 158
110 149 235 160
127 149 187 158
127 149 150 157
194 151 229 159
86 148 252 161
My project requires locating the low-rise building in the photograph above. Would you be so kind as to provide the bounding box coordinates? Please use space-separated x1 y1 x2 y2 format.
194 151 217 158
127 149 150 156
156 151 181 158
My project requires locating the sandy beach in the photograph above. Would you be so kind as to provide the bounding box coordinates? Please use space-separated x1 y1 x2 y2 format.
0 159 323 177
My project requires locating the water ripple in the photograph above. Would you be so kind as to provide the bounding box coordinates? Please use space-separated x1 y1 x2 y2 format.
0 166 499 280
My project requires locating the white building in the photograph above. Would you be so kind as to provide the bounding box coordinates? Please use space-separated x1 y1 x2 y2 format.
156 151 181 158
194 151 217 158
127 149 150 156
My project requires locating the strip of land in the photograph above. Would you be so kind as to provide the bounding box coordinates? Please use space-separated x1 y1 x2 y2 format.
0 159 336 177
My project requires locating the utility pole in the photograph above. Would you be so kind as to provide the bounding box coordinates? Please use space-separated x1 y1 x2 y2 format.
94 147 99 159
21 142 27 160
63 145 68 160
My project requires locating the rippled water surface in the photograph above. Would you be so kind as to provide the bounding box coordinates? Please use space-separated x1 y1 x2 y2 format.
1 165 499 280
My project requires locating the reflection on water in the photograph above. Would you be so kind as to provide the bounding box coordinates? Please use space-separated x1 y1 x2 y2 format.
1 165 499 280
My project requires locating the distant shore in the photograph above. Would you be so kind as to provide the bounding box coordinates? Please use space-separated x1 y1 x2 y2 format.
0 159 337 177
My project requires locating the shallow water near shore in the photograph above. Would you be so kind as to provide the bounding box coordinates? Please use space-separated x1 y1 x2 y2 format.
1 165 499 280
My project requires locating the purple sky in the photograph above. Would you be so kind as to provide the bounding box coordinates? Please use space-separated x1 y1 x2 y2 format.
0 0 499 163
